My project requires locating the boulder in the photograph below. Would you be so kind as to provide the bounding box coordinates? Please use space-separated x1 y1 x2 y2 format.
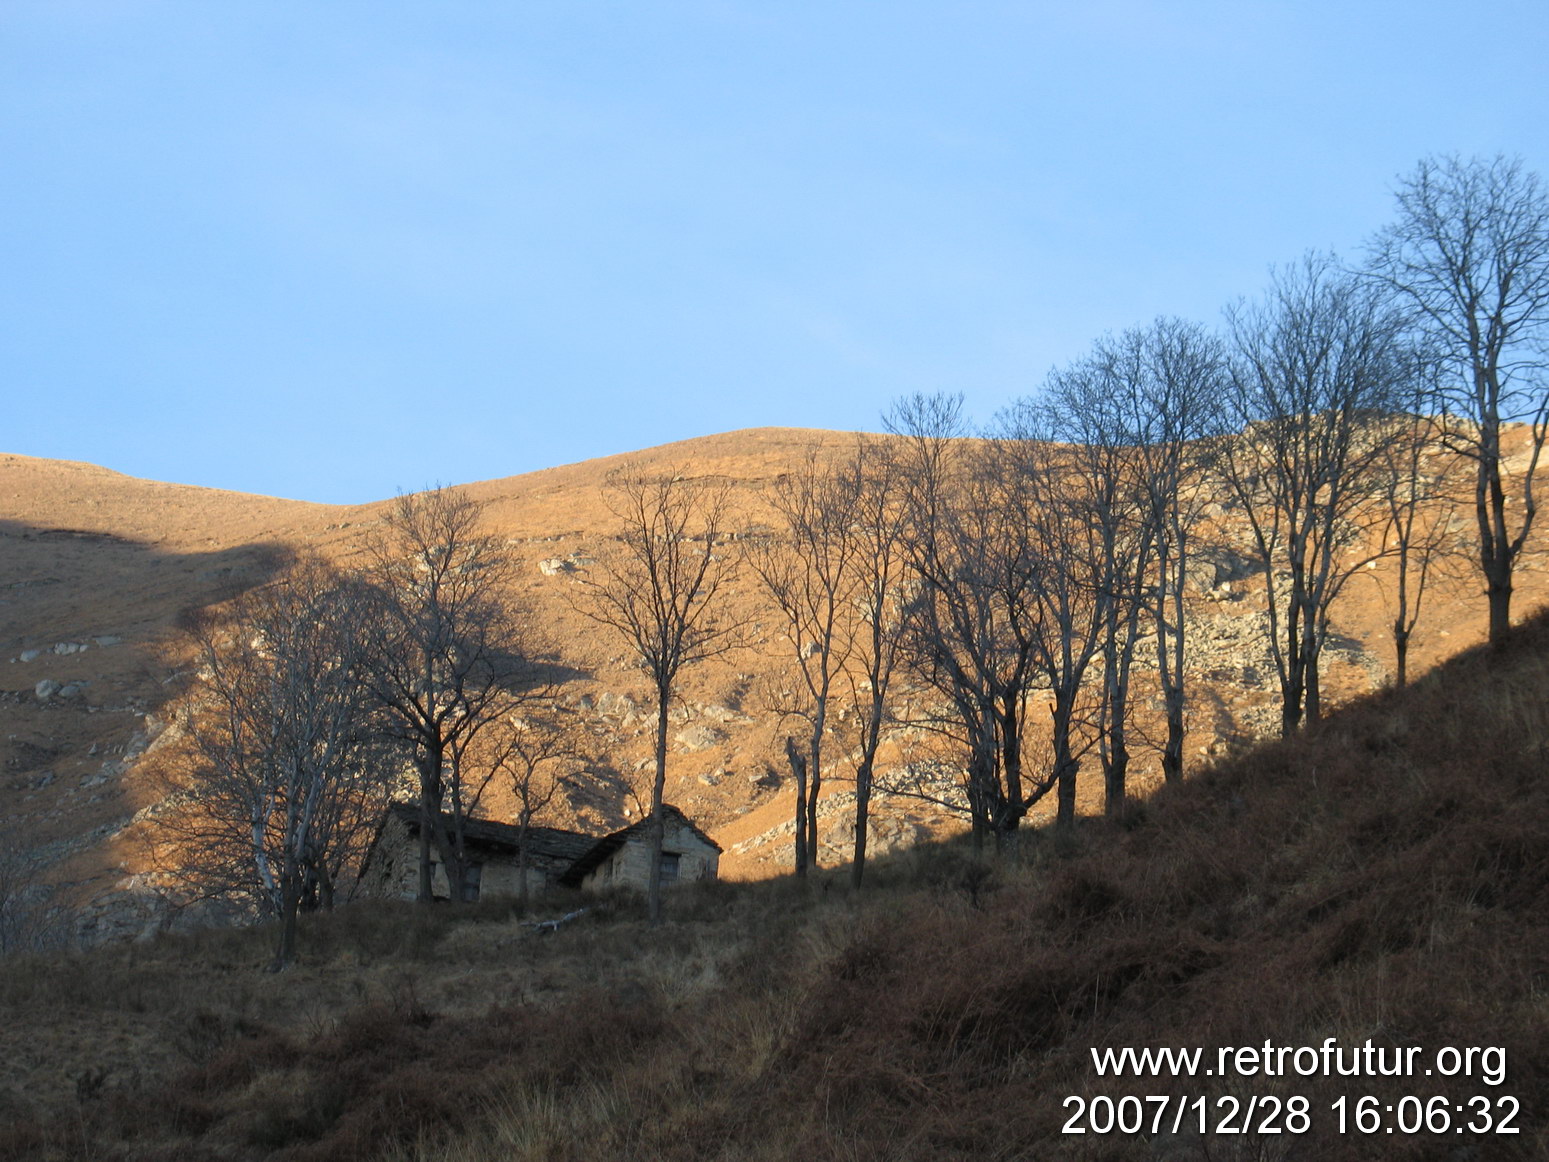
674 724 726 752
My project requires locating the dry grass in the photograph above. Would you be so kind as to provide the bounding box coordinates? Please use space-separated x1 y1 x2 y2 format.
6 611 1549 1159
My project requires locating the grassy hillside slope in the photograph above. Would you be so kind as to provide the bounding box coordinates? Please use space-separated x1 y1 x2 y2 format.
3 606 1547 1160
7 427 1544 929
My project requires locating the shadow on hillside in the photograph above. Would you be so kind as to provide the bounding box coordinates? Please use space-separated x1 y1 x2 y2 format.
501 653 589 696
0 521 300 843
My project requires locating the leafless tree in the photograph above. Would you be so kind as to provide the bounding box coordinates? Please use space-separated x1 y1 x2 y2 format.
886 394 1096 842
751 447 864 876
162 557 385 967
1099 319 1229 783
1027 359 1153 817
885 394 1012 848
837 439 909 887
992 426 1111 831
576 468 739 924
1218 254 1416 735
1370 403 1467 688
1366 154 1549 645
751 440 909 883
489 704 587 913
360 486 531 905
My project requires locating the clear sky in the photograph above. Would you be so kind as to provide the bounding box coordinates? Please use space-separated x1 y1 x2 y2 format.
4 2 1546 504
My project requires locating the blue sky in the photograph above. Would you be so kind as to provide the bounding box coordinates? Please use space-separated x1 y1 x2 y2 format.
4 2 1546 504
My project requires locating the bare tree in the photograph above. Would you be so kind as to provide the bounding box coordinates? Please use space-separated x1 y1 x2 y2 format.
163 557 384 967
750 447 864 876
751 440 909 883
886 394 1019 848
489 704 586 913
1101 319 1228 784
576 468 739 924
993 427 1111 832
1219 254 1415 734
360 486 530 904
1366 154 1549 644
838 439 908 887
1029 359 1153 817
887 394 1100 842
1370 404 1466 688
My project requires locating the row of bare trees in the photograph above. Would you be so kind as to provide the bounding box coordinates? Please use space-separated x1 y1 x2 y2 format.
746 154 1548 871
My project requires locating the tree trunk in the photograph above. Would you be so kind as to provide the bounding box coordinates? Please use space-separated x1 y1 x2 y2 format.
316 861 335 911
999 695 1023 827
1485 559 1513 646
415 747 444 903
648 694 669 925
517 824 531 916
785 736 809 877
806 706 825 870
416 817 433 902
273 874 300 971
850 686 887 889
966 724 997 847
1159 546 1187 784
1053 693 1078 831
1104 721 1129 819
1305 638 1323 724
851 757 872 889
1477 428 1524 647
1280 605 1306 737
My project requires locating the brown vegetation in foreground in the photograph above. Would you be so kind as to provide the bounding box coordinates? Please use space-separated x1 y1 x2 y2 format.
3 607 1549 1160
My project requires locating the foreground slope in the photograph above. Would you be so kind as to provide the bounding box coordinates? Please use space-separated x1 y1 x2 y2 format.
1 608 1547 1160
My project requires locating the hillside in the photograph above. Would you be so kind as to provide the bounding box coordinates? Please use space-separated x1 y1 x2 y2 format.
0 428 1544 941
1 598 1546 1160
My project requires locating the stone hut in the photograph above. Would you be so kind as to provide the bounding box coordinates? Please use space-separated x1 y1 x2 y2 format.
360 804 597 902
360 802 721 902
559 805 722 891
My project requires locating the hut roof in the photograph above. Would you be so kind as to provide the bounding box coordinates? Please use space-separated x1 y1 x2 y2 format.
382 802 598 864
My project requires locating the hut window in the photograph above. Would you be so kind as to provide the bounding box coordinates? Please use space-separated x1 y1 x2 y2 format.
660 852 680 885
463 862 483 902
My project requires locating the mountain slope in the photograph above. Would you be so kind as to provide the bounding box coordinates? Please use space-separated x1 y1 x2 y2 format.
0 428 1543 939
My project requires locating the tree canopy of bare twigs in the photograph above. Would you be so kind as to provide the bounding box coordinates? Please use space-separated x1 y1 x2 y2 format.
489 703 589 913
751 447 862 876
1094 318 1229 784
1219 254 1418 735
886 395 1087 841
157 557 386 967
751 439 909 882
1366 154 1549 645
575 468 739 923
